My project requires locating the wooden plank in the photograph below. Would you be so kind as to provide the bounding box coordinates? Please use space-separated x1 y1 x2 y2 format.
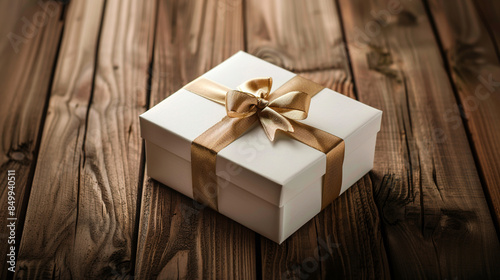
135 0 256 279
0 1 63 278
426 0 500 235
17 0 156 278
338 0 500 278
75 0 156 277
245 0 390 278
17 0 104 276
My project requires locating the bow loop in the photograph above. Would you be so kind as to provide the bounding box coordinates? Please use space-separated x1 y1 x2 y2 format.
258 107 294 141
238 77 272 99
225 77 311 141
225 90 258 118
268 90 310 120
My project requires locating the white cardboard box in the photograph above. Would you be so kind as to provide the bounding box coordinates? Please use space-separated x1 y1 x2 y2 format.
140 51 382 243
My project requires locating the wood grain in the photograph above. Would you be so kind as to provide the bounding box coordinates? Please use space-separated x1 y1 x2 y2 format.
0 1 63 279
16 0 104 276
245 0 349 72
474 0 500 55
426 0 500 236
16 0 155 278
135 0 256 279
75 0 156 277
246 0 390 278
338 0 500 278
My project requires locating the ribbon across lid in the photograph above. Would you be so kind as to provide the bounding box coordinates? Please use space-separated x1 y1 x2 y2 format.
183 75 345 211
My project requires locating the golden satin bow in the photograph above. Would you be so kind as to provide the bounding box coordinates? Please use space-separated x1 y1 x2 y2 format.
225 77 311 141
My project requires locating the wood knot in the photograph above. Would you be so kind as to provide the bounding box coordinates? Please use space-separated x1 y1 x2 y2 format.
366 46 400 80
253 46 290 70
8 144 31 164
10 152 25 161
440 209 476 233
397 10 417 26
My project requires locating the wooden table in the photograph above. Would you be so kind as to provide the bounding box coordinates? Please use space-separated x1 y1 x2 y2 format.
1 0 500 279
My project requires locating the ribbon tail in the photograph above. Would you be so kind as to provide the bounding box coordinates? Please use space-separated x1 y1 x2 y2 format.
284 120 345 209
267 90 311 120
258 107 294 141
191 115 258 210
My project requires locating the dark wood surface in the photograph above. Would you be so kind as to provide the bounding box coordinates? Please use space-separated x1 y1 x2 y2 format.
427 0 500 233
1 0 499 279
0 1 63 279
339 0 500 278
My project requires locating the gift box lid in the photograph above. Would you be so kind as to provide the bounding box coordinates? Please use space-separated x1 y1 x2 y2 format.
140 51 382 207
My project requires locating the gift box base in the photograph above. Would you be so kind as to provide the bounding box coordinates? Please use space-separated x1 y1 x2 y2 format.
145 131 378 244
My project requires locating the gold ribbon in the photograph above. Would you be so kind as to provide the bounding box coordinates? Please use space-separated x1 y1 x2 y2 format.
184 76 344 211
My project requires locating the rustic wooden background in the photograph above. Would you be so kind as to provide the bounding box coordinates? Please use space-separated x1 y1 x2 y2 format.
1 0 500 279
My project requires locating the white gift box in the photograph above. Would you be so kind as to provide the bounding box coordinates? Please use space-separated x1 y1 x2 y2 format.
140 51 382 244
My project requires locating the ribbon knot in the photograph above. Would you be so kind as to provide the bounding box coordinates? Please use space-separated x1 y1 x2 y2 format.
225 77 311 141
256 97 268 109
